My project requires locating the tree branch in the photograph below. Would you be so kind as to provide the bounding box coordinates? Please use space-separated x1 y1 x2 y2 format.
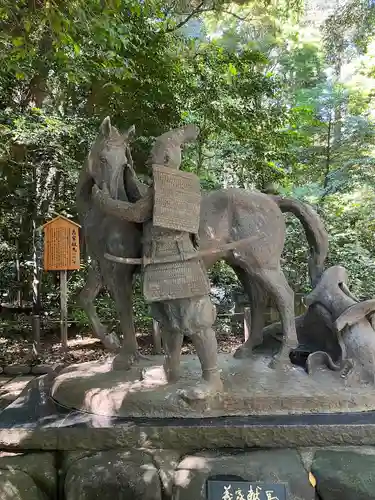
164 0 206 33
221 10 253 22
162 4 253 36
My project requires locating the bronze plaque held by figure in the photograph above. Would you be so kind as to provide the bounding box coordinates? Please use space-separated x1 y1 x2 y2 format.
152 165 201 234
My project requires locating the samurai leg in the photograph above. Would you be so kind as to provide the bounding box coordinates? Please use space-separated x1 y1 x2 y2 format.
176 296 223 401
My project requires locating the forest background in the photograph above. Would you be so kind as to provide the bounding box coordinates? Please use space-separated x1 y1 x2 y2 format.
1 0 375 350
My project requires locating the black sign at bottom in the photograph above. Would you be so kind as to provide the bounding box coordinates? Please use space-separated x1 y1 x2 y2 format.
206 479 287 500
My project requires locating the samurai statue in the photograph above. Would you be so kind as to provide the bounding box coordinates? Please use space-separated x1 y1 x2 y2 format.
92 124 223 401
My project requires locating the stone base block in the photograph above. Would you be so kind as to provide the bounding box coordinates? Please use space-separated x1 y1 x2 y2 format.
1 447 375 499
0 452 55 500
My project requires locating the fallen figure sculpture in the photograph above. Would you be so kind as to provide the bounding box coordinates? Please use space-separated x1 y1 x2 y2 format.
262 266 375 384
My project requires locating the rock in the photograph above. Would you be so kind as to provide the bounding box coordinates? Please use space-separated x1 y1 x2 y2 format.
64 449 162 500
298 448 316 471
0 470 47 500
31 365 54 375
144 449 182 496
312 450 375 499
51 363 66 374
0 452 56 499
4 365 31 375
173 450 315 500
61 451 94 474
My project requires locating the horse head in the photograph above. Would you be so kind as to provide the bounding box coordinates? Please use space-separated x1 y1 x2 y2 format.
87 116 135 200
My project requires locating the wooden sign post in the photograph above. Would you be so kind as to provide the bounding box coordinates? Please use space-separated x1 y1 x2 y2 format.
42 215 81 350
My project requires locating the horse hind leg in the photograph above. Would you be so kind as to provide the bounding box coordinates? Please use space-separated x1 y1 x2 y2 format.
229 264 267 359
78 262 121 351
254 267 298 369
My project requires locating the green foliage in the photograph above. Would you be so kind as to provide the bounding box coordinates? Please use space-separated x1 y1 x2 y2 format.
322 191 375 299
323 0 375 56
0 0 374 337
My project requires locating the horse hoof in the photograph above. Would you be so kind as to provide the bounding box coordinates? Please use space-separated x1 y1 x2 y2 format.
268 349 292 370
137 352 152 362
112 350 151 371
112 352 136 371
102 332 121 352
268 357 278 369
233 345 253 359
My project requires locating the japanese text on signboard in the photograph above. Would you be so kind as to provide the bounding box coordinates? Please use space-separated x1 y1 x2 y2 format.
206 480 287 500
221 484 281 500
43 216 80 271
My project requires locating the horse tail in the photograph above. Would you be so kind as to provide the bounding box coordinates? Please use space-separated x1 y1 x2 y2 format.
270 195 328 287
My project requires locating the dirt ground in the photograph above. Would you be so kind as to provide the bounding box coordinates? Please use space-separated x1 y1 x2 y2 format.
0 328 244 366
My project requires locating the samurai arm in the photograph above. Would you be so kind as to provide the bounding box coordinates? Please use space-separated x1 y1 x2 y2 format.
92 183 153 223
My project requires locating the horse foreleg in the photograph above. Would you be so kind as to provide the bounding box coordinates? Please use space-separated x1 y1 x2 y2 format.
79 263 121 351
111 268 148 370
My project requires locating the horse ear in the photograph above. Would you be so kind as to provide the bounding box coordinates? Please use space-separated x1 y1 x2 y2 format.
100 116 112 138
124 124 135 140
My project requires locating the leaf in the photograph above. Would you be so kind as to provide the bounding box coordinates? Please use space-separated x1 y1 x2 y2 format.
24 20 31 33
12 37 24 47
228 62 237 75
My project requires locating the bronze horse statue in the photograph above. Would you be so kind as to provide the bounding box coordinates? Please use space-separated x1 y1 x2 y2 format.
76 117 328 368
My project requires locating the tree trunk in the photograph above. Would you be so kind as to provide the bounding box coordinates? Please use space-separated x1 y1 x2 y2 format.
323 114 332 189
31 162 42 317
15 239 22 307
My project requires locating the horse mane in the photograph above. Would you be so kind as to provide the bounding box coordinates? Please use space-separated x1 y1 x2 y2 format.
76 161 94 212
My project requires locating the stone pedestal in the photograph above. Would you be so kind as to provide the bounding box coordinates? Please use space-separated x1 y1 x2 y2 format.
1 368 375 499
51 354 375 419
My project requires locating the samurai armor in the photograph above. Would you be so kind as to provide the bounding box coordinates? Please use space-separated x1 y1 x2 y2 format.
142 232 210 302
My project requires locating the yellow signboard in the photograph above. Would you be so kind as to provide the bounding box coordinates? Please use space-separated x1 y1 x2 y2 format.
42 215 81 271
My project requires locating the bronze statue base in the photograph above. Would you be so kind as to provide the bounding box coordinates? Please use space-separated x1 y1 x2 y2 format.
51 353 375 418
